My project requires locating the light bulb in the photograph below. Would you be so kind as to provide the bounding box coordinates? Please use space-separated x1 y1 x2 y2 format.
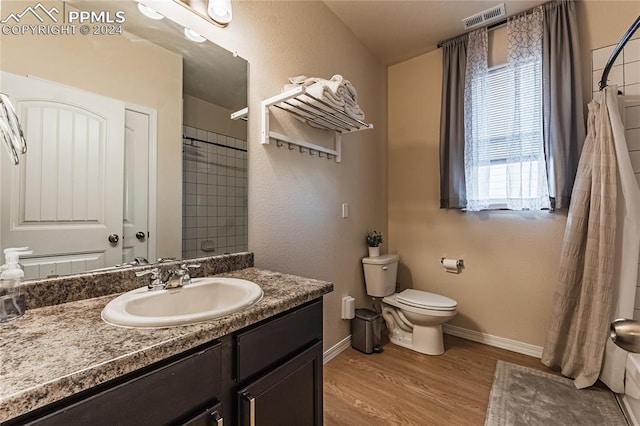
184 28 206 43
137 3 164 20
207 0 232 24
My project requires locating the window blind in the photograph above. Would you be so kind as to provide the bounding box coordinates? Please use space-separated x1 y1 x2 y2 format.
482 63 543 163
478 61 545 204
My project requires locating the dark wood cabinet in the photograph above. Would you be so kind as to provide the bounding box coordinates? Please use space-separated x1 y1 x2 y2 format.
237 342 323 426
4 299 324 426
11 342 222 426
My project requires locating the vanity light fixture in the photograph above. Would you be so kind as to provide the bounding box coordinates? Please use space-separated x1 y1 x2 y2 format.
184 28 207 43
207 0 232 25
137 3 165 20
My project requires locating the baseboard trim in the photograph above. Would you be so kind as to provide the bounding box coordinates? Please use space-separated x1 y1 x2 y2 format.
443 324 543 358
323 334 352 364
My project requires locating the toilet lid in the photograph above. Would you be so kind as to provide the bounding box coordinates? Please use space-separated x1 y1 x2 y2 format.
396 289 457 311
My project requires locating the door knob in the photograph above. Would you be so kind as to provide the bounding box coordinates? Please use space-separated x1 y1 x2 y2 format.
108 234 119 244
135 231 146 241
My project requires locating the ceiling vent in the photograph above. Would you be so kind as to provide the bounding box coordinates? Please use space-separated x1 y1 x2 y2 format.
462 3 507 30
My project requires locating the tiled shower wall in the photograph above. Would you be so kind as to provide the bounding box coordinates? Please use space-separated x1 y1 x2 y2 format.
592 38 640 318
592 37 640 96
182 125 248 259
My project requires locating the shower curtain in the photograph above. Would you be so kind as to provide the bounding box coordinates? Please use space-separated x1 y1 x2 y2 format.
601 92 640 393
542 86 640 389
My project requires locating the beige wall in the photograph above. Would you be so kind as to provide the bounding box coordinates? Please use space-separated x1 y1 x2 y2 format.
183 94 247 140
148 1 388 350
387 1 640 348
0 1 184 259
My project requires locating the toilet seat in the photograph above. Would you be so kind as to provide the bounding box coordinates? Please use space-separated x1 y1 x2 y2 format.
396 289 457 311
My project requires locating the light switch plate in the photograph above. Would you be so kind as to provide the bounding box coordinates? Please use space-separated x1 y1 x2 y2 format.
341 203 349 218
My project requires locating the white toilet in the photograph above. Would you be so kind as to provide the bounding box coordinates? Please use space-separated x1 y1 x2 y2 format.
362 254 457 355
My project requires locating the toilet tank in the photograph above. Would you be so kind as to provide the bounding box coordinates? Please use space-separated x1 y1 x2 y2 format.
362 254 399 297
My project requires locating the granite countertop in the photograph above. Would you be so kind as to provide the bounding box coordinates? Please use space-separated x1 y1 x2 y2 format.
0 267 333 422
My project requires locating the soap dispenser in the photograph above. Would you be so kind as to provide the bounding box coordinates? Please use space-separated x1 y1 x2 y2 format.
0 247 32 322
0 247 29 275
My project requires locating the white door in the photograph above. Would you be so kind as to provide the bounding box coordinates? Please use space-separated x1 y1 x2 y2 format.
122 109 149 264
0 72 125 279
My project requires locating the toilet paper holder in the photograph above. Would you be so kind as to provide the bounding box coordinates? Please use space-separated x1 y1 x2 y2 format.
440 258 463 267
441 258 464 274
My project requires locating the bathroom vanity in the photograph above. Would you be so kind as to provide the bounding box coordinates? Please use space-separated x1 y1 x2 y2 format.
0 254 332 426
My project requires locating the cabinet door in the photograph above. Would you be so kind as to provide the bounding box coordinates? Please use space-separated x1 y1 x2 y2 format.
238 342 323 426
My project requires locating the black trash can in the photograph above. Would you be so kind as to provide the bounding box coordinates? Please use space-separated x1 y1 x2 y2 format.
351 308 383 354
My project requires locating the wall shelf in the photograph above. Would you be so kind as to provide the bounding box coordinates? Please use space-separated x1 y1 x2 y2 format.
231 107 248 121
261 86 373 163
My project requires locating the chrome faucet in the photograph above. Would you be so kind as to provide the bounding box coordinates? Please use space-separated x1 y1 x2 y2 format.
135 268 163 290
163 268 187 289
135 264 201 290
178 263 201 287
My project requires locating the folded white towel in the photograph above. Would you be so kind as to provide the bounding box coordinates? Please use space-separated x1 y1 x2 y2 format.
282 74 365 126
288 75 357 103
323 75 358 103
288 75 310 85
344 80 358 100
344 96 365 121
282 82 345 111
281 83 343 129
306 82 346 108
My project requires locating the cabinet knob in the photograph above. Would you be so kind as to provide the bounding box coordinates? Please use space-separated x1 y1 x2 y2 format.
135 231 146 241
108 234 119 244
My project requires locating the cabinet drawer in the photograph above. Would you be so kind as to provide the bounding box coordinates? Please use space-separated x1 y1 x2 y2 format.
28 342 222 426
236 299 322 382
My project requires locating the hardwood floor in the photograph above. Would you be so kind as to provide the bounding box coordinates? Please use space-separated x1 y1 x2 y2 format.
323 335 556 426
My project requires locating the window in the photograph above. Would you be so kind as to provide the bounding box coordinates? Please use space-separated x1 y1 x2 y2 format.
464 26 549 211
477 62 548 208
441 6 583 212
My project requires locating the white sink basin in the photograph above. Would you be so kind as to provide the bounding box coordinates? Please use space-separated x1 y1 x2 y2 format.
101 277 263 328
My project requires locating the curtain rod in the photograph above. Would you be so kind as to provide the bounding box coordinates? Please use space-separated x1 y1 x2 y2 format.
599 16 640 91
436 2 543 48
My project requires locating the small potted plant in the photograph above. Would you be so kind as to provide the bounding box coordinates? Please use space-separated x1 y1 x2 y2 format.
366 230 383 257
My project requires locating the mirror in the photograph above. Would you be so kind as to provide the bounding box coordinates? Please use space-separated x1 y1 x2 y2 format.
0 0 248 279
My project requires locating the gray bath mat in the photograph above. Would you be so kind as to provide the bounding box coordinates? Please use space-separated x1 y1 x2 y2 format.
485 361 628 426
